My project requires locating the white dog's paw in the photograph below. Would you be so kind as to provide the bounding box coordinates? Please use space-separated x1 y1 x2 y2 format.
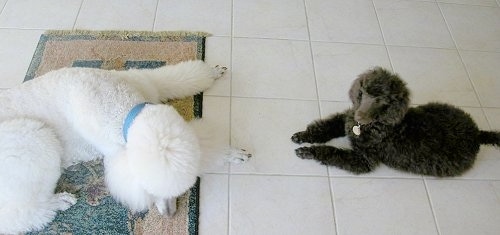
156 198 177 217
224 148 252 164
212 65 228 79
165 198 177 217
54 192 77 211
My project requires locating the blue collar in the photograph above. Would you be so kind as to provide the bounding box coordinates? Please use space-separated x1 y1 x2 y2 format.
123 102 151 142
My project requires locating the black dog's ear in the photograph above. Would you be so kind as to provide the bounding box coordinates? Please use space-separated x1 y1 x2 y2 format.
348 77 362 103
349 67 384 103
381 94 409 125
381 73 410 125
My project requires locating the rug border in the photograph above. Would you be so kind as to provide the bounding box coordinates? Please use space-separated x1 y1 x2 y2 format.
24 30 210 82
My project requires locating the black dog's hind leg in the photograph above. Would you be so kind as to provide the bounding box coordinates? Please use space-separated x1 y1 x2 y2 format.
295 146 377 174
292 113 346 144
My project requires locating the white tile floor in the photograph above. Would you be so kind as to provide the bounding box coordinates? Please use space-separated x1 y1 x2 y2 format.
0 0 499 234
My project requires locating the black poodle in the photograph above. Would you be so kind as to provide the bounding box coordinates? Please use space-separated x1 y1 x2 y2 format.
291 67 500 177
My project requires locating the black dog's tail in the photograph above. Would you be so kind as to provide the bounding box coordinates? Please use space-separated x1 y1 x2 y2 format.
478 131 500 147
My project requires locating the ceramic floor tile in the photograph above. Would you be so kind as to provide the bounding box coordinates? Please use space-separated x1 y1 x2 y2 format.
319 101 351 118
440 3 500 52
0 29 44 88
306 0 384 44
232 38 317 100
0 0 81 29
230 175 336 235
155 0 232 36
388 46 479 107
233 0 309 40
204 36 231 96
449 146 500 180
199 174 229 235
198 96 230 174
230 98 328 176
374 0 455 48
426 180 500 235
332 178 438 235
437 0 499 6
460 50 500 108
312 42 391 102
461 107 491 130
0 0 6 10
75 0 157 31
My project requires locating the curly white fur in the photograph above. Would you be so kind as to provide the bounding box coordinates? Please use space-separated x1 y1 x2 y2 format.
0 60 247 234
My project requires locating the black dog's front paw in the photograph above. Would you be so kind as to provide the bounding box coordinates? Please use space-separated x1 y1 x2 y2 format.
295 147 315 159
291 131 308 144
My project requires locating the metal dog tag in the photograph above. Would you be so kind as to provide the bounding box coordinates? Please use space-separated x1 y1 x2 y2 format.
353 124 361 136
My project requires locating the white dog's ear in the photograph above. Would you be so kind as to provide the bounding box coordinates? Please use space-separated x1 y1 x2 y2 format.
126 105 200 199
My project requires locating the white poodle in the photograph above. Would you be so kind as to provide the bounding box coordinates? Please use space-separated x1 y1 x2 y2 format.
0 60 249 234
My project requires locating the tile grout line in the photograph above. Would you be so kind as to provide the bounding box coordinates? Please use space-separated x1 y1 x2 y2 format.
151 0 160 31
301 1 322 116
435 2 491 129
0 0 7 16
302 2 338 232
423 179 442 235
206 94 500 109
229 35 499 54
371 0 396 72
203 171 500 182
71 0 85 30
227 0 235 234
327 168 339 235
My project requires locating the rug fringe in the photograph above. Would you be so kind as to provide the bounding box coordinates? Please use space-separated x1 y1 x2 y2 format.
44 29 211 40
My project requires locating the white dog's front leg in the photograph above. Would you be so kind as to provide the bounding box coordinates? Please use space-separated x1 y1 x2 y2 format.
120 60 228 101
224 148 252 164
212 65 228 80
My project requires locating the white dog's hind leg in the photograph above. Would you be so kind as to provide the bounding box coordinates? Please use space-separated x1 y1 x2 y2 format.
52 192 78 211
118 60 227 101
0 118 76 234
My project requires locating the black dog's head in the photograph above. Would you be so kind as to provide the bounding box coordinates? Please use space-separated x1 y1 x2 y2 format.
349 67 410 126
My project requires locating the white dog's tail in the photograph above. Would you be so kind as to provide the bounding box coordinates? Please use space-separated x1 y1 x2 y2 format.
116 60 221 102
105 104 200 213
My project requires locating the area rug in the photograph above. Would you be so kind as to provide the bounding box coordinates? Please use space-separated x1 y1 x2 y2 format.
24 30 208 235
